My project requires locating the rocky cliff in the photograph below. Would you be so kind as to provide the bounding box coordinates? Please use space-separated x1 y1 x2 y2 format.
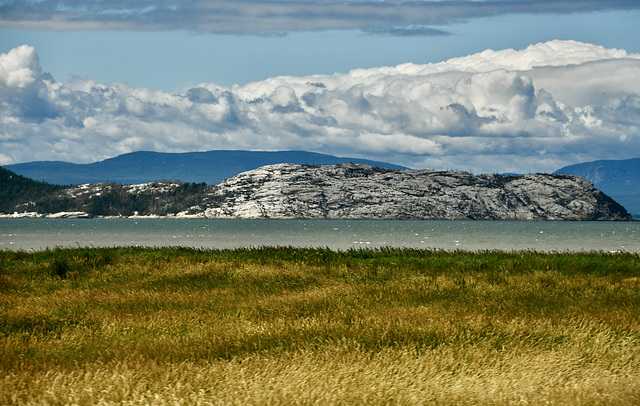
201 164 630 220
2 163 631 220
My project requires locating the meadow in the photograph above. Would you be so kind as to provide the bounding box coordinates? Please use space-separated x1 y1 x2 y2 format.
1 246 639 405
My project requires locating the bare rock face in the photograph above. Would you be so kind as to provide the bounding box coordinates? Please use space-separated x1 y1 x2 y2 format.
201 164 631 220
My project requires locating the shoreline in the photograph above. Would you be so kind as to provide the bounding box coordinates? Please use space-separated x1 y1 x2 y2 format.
1 211 637 221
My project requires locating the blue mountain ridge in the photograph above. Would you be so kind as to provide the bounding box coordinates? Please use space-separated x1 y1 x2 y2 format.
4 150 408 186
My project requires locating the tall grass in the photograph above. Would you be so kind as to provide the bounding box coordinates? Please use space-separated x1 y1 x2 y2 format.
1 247 639 405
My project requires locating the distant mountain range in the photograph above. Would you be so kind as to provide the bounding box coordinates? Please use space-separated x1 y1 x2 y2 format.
554 158 639 219
4 150 407 186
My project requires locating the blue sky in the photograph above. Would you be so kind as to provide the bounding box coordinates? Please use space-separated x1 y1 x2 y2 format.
2 3 640 89
1 1 640 174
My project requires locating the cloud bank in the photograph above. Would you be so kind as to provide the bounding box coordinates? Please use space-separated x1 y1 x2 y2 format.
1 40 639 174
1 1 639 35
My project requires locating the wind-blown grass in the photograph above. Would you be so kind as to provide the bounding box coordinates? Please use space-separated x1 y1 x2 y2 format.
1 247 639 405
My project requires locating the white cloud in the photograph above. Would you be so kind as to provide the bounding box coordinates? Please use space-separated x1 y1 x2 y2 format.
1 40 640 174
0 45 41 88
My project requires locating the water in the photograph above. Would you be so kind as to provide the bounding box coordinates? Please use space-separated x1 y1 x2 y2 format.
1 218 639 252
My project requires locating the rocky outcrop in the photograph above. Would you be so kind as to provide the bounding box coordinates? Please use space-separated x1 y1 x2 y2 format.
2 163 631 220
201 164 631 220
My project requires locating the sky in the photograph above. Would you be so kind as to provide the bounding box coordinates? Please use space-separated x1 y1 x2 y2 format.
1 0 640 175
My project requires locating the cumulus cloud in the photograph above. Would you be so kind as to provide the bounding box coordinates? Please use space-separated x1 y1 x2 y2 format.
1 1 639 35
1 40 639 174
0 44 41 88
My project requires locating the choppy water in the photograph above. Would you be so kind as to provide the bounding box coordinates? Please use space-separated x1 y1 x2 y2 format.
1 218 639 252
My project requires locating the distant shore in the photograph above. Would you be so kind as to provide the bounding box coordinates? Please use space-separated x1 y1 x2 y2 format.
0 211 207 219
1 211 637 221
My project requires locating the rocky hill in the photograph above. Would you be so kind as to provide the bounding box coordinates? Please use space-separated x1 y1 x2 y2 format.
4 163 628 220
201 164 630 220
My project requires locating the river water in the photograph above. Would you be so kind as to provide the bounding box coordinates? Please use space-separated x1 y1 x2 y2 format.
1 218 639 252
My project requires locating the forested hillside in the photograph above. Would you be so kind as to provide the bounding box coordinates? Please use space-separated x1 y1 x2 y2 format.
0 167 65 213
1 166 212 216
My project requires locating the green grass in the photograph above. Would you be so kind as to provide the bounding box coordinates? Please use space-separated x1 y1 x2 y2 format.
1 247 639 405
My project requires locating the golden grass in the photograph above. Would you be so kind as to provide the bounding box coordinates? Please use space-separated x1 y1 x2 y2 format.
1 247 639 405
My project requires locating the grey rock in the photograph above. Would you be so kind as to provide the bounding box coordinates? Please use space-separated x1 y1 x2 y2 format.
200 164 631 220
18 163 629 220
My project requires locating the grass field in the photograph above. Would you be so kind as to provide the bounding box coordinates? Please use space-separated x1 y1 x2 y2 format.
1 246 639 405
